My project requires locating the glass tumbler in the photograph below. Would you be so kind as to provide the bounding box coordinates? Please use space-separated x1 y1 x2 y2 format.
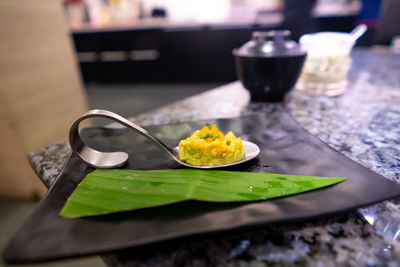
295 32 355 96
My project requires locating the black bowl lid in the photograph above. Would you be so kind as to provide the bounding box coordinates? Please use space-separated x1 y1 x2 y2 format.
233 30 306 58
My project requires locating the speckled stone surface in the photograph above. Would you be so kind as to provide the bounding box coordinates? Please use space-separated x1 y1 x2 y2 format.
28 48 400 266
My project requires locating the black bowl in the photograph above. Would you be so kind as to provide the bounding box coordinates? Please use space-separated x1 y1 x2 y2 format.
234 52 306 102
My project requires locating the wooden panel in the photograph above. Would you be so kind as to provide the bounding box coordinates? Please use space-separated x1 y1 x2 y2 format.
0 0 88 198
0 105 47 198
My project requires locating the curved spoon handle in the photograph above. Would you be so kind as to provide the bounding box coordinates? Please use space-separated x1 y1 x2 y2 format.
350 24 367 41
69 109 177 168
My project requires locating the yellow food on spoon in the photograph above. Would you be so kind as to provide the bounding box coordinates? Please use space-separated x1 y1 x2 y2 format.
179 124 245 166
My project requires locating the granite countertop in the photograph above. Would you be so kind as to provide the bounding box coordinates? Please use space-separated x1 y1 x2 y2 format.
28 48 400 266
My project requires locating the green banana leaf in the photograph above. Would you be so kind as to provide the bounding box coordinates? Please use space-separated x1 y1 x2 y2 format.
60 169 346 218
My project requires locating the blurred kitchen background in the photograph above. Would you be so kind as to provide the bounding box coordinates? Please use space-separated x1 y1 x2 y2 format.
1 0 399 266
64 0 393 85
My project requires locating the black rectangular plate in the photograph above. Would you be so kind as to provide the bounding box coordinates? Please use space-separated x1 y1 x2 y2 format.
4 111 400 263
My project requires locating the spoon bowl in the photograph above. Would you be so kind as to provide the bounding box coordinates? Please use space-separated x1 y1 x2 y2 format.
173 140 260 169
70 109 260 169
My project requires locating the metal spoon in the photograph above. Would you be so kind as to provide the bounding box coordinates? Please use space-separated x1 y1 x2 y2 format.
350 24 367 42
69 109 260 169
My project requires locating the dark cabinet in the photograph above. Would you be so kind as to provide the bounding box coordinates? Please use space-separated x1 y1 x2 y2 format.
72 25 276 83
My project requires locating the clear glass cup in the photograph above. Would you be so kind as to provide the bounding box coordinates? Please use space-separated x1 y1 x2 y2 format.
295 32 355 96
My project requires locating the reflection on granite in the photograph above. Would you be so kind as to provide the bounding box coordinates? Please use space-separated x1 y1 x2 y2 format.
105 213 400 267
28 49 400 266
287 71 399 183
